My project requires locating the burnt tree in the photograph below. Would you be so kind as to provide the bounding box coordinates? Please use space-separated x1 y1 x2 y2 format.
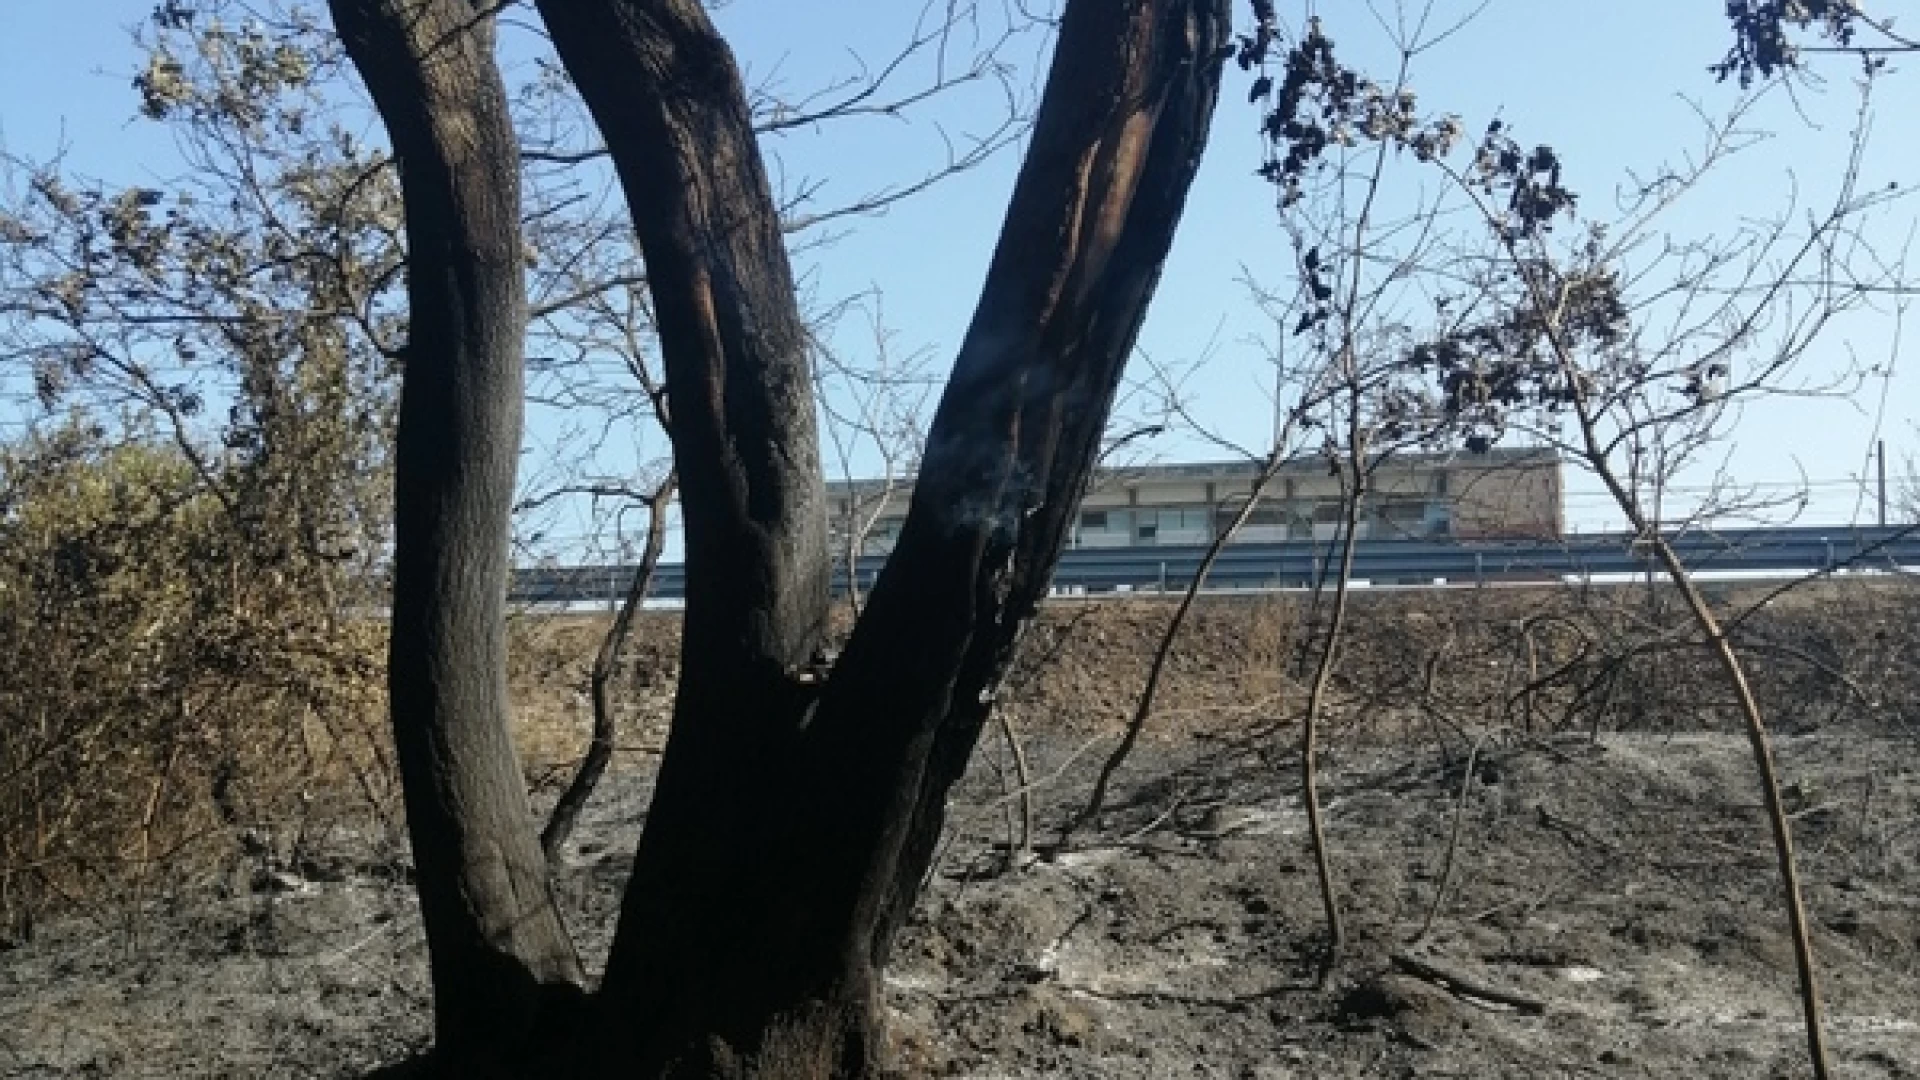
325 1 584 1075
331 0 1231 1074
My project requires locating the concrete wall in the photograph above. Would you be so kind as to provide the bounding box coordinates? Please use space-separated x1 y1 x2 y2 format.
1450 458 1563 539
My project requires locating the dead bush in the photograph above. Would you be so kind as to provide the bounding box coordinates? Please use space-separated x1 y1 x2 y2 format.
0 425 391 942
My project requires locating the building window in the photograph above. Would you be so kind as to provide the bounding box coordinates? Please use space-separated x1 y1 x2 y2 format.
1233 506 1289 527
1081 510 1108 529
1382 500 1427 524
1137 522 1157 541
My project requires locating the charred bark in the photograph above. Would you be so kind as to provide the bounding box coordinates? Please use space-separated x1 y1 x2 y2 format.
327 0 582 1070
535 0 1229 1073
534 0 838 1072
322 0 1235 1071
533 0 833 690
857 0 1235 970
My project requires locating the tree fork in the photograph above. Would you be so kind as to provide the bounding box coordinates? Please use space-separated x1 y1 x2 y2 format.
530 0 1232 1072
540 0 1227 1073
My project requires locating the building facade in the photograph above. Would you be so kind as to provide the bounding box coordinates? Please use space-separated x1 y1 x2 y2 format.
828 448 1564 556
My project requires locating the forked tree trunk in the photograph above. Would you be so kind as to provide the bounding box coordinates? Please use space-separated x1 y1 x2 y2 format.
332 0 1228 1072
540 1 1230 1074
327 1 583 1072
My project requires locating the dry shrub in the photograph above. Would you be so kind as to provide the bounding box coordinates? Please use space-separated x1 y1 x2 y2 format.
834 582 1920 747
1326 580 1920 740
506 611 680 770
0 426 391 942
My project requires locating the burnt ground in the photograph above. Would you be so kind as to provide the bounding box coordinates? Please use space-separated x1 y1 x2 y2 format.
892 725 1920 1079
3 593 1919 1077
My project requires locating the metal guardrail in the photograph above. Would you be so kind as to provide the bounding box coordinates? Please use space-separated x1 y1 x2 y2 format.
509 524 1920 605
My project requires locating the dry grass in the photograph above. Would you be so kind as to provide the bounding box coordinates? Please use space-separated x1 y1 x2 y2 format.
12 575 1911 943
504 579 1920 770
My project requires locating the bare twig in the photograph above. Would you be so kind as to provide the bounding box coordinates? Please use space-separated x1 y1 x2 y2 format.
1408 732 1484 948
1059 448 1288 848
1389 951 1548 1014
539 472 675 864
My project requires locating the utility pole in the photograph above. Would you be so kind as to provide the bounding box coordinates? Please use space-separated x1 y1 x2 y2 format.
1270 311 1288 457
1878 439 1888 527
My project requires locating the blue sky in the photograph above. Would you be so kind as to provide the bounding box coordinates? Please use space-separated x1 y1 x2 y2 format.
3 1 1915 546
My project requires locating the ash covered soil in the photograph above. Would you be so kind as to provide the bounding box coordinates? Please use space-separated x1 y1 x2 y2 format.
5 595 1920 1078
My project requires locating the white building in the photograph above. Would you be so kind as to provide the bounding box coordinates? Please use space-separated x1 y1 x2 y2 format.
828 448 1564 556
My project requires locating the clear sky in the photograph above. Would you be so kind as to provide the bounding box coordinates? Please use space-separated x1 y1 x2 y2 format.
3 1 1915 549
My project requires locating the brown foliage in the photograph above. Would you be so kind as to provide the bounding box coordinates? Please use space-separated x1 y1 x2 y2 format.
0 426 390 942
